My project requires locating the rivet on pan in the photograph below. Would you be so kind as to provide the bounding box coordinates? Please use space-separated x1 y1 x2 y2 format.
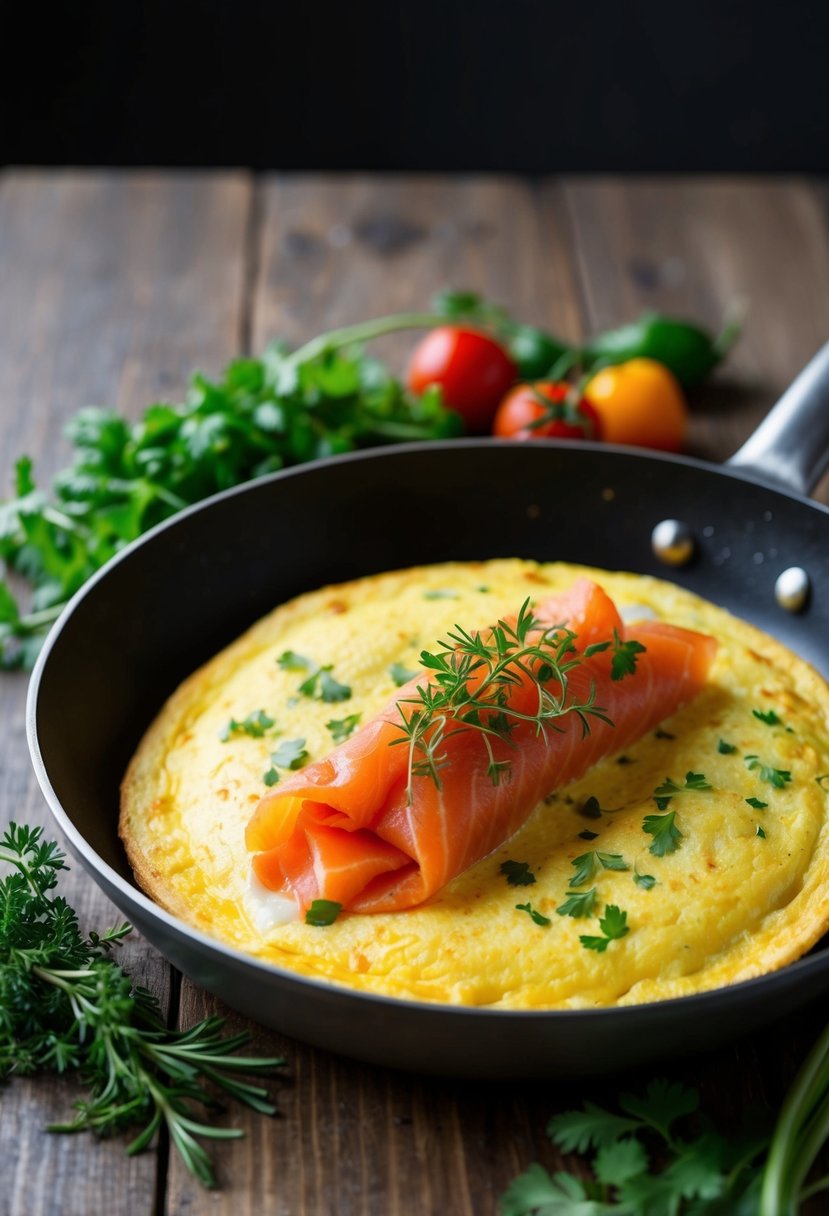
775 566 811 613
651 519 695 567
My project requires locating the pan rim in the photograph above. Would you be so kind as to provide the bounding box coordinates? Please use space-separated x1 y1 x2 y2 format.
24 437 829 1026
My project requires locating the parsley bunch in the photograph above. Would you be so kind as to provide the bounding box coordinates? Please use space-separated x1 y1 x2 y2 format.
0 314 461 668
502 1043 829 1215
0 823 283 1187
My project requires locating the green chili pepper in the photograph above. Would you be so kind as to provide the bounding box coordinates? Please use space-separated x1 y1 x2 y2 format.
582 309 742 388
506 325 572 379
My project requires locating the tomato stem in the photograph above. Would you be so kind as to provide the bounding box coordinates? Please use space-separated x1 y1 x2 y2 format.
286 313 447 366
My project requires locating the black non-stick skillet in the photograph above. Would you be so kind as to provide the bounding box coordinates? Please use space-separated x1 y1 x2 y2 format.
26 344 829 1079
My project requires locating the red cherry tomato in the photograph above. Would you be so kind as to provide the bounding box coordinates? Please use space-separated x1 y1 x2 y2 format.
493 382 603 441
407 326 516 433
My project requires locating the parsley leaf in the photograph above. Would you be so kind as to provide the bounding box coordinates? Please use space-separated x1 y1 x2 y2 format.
516 902 551 927
756 825 767 838
326 713 361 742
318 669 352 703
579 904 629 952
633 871 657 890
500 860 537 887
610 631 647 681
389 661 418 687
753 708 783 726
642 811 683 856
652 772 711 811
304 899 342 926
578 830 600 841
280 651 352 703
277 650 313 673
262 766 280 787
746 796 768 810
220 709 275 742
718 738 737 754
423 588 457 600
270 737 309 771
556 887 597 918
745 755 792 788
499 1165 596 1216
570 851 629 887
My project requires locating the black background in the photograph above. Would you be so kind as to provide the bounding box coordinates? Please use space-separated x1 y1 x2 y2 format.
3 0 828 171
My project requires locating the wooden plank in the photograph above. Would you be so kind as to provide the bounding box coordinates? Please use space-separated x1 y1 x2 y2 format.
0 170 251 1216
166 173 587 1215
560 177 829 500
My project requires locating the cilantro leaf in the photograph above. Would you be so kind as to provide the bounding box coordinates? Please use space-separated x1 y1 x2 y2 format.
390 661 418 687
580 904 629 952
304 899 342 926
326 714 361 743
570 851 628 887
500 860 537 887
745 755 792 788
270 737 309 770
499 1165 604 1216
556 887 597 919
633 871 657 890
220 709 275 742
277 650 314 673
594 1137 649 1187
619 1079 699 1142
611 631 647 681
318 669 352 703
642 811 683 857
516 902 551 927
548 1103 640 1154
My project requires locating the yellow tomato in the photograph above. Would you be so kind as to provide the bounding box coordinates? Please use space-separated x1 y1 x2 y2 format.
584 358 688 452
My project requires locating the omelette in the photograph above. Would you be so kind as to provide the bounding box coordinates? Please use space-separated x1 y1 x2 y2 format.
121 560 829 1009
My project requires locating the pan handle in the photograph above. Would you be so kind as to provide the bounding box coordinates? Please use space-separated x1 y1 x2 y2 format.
727 342 829 495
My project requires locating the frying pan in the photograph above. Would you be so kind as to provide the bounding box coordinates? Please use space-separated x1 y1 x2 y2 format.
26 344 829 1079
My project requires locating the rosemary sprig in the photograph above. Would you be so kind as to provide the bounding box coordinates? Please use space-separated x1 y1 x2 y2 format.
0 823 284 1188
391 599 613 804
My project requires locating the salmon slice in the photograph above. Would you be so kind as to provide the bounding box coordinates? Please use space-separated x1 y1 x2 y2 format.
246 580 717 915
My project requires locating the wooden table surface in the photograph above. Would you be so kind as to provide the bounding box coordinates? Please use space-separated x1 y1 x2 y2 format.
3 171 829 1216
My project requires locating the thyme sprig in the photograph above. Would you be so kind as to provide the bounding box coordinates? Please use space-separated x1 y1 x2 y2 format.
0 823 284 1188
391 599 613 804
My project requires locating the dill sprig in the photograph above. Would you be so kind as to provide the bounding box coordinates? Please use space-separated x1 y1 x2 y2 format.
0 823 284 1188
391 599 613 804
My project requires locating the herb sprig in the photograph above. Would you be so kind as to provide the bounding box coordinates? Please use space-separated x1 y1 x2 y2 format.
391 599 615 804
0 823 283 1187
0 319 462 668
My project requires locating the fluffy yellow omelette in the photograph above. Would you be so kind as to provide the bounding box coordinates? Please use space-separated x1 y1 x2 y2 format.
120 560 829 1009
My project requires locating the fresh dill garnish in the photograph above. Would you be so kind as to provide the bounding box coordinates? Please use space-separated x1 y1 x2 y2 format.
326 713 361 742
753 708 783 726
389 661 419 687
718 738 737 754
643 811 683 856
220 709 276 742
0 823 283 1187
570 851 629 887
515 901 551 927
746 796 768 810
499 859 537 887
305 899 342 926
390 598 613 804
579 904 629 952
556 887 597 918
745 755 792 788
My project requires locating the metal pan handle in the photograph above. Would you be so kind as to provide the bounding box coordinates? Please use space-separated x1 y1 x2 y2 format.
728 342 829 496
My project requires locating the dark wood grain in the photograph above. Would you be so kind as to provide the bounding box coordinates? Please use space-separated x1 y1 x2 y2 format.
4 171 829 1216
562 177 829 499
0 170 251 1216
